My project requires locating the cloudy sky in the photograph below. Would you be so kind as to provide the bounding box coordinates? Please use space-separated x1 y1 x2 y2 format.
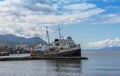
0 0 120 49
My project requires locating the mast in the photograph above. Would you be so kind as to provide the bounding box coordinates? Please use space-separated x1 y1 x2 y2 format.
46 26 50 51
58 25 61 40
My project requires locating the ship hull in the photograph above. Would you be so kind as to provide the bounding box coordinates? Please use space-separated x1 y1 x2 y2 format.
58 49 81 56
31 46 81 57
53 48 81 57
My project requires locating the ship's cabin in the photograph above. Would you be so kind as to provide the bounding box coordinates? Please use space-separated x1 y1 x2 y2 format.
53 37 76 50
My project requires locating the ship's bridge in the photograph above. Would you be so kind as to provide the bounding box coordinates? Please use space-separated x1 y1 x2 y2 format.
53 37 76 49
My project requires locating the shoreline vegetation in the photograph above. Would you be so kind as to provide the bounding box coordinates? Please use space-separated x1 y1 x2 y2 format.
0 56 88 61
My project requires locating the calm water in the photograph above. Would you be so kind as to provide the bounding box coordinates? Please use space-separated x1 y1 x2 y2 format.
0 50 120 76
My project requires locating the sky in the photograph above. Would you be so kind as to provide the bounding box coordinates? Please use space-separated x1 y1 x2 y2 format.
0 0 120 49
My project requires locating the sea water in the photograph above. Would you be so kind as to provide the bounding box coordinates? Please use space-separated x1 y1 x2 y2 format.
0 50 120 76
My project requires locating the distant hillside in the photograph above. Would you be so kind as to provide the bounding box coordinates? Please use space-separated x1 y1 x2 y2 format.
100 46 120 51
0 34 47 48
86 46 120 51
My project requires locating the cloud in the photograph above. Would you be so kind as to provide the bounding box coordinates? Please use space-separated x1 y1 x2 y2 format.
0 0 104 38
87 38 120 48
101 14 120 24
99 5 120 24
63 3 96 11
92 14 120 24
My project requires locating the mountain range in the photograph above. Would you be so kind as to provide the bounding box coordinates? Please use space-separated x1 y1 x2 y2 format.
86 46 120 51
99 46 120 51
0 34 47 48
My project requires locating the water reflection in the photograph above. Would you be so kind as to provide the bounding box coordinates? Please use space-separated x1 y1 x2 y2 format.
46 60 82 76
0 60 82 76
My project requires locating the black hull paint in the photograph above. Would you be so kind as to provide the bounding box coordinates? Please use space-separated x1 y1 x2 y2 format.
55 49 81 57
31 48 81 57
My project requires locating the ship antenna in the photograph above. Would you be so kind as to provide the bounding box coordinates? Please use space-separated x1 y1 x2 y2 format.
46 26 50 51
58 25 61 40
